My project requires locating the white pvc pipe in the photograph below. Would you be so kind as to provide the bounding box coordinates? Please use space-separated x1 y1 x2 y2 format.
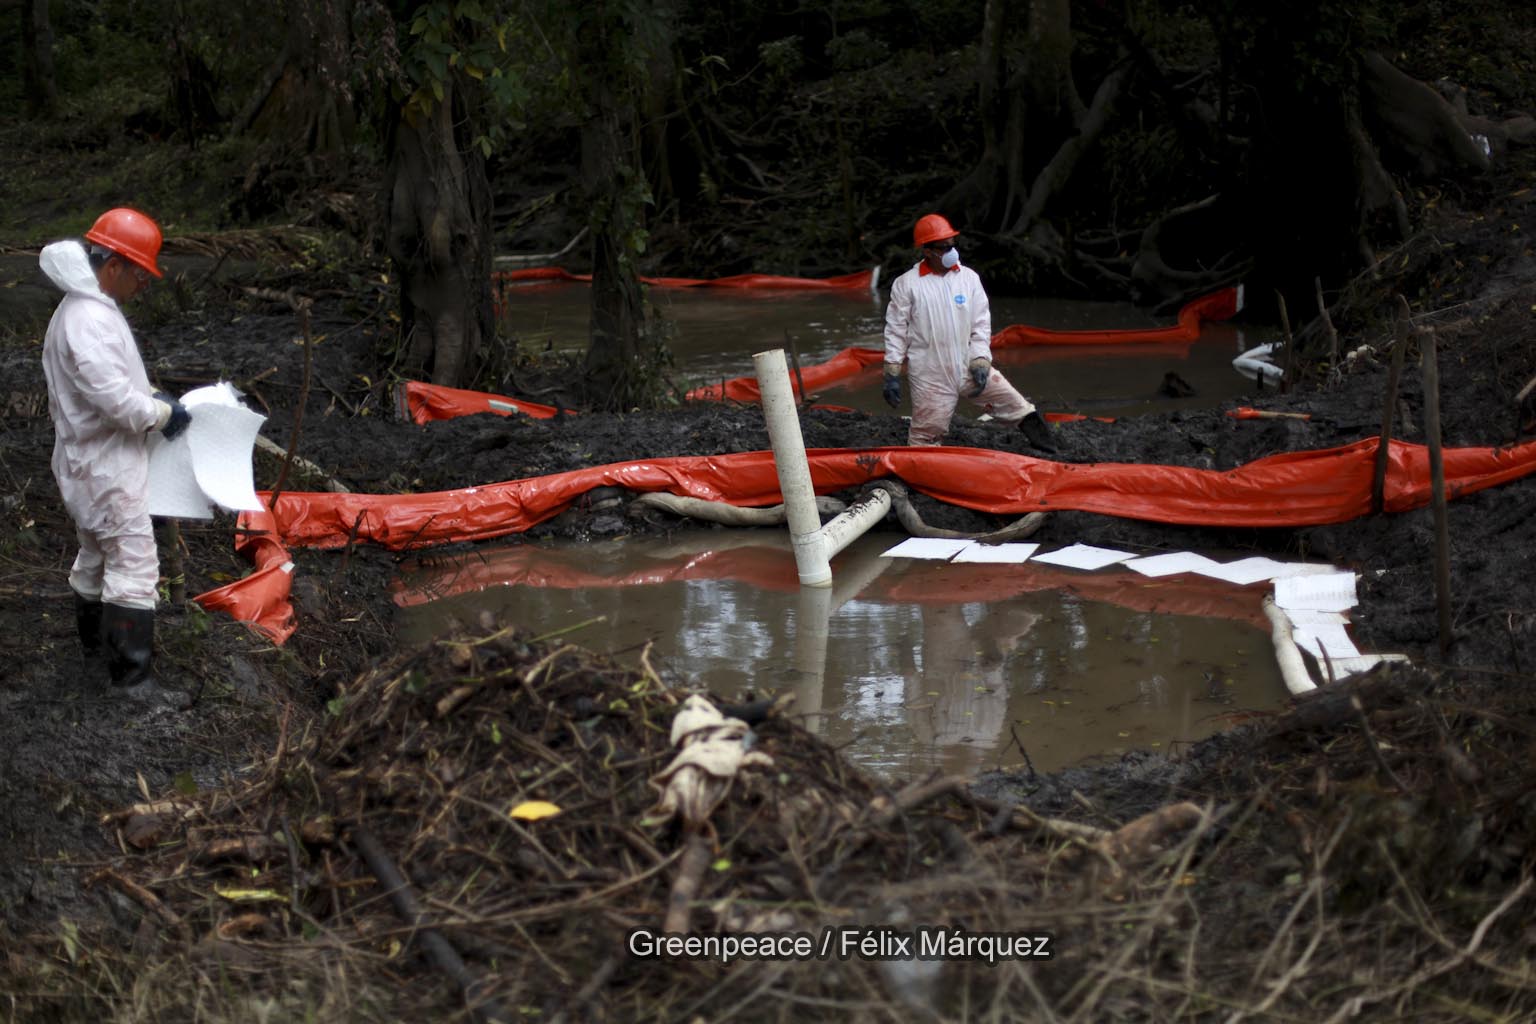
791 550 894 737
754 348 893 587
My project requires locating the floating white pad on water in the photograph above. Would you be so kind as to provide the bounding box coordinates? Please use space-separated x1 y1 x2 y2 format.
1030 543 1137 571
1191 556 1329 586
1274 571 1358 613
881 537 975 560
1123 551 1222 577
952 542 1040 564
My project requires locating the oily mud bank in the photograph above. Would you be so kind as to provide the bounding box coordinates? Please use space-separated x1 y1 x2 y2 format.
2 158 1535 1019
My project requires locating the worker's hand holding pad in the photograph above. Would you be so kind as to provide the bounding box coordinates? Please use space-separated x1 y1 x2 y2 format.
153 390 191 440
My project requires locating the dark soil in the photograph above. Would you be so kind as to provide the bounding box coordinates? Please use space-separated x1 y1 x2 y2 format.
3 150 1536 1018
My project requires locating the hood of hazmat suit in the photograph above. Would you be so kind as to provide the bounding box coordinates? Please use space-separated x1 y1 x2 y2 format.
39 240 163 539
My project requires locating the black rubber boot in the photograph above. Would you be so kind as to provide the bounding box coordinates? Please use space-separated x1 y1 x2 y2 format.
102 604 191 711
74 590 104 660
1018 411 1057 453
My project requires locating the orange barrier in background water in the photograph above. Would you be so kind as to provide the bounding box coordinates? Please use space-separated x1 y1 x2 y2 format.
430 286 1240 417
390 539 1271 631
992 286 1241 347
196 434 1536 643
494 267 876 290
680 286 1238 404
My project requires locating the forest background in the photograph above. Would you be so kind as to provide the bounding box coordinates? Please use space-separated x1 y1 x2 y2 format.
5 0 1532 407
5 3 1536 1022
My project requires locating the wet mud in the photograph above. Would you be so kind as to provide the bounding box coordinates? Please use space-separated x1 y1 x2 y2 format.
2 151 1535 1019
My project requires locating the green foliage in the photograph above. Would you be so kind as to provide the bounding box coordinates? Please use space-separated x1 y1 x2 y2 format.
393 1 532 151
825 29 889 72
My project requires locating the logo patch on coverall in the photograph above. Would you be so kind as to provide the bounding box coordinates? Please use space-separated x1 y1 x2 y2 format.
954 294 967 306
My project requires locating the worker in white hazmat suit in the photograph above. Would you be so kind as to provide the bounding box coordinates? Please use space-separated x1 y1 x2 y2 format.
40 207 192 709
882 214 1055 451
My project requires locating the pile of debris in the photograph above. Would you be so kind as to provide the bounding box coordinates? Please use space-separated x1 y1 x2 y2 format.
94 614 1213 1021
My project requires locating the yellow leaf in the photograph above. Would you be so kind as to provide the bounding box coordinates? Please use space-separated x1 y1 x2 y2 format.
215 886 287 903
509 800 562 821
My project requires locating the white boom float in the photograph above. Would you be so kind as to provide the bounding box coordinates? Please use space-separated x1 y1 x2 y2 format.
754 348 892 587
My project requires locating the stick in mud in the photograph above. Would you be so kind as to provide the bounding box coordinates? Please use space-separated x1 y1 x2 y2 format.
1421 326 1454 656
154 518 185 606
786 329 808 405
1315 276 1340 372
1276 289 1295 391
1372 296 1413 514
351 826 512 1024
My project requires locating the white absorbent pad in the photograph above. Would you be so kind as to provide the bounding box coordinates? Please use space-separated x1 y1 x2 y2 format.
148 382 267 518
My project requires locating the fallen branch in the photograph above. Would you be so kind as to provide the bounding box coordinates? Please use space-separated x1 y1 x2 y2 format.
1096 802 1205 864
86 867 182 927
492 228 589 269
663 831 712 934
351 826 511 1024
254 434 351 492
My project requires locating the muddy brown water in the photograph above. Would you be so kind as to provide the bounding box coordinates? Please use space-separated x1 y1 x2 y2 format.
498 280 1267 418
396 531 1289 781
398 287 1292 779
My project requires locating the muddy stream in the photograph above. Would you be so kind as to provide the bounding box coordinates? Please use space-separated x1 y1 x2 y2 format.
498 279 1264 416
402 287 1290 780
397 530 1286 780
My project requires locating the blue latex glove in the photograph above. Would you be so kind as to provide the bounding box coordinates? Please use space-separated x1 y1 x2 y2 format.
882 374 902 409
968 359 990 397
154 391 192 441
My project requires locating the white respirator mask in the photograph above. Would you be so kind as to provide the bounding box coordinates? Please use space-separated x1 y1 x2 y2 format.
941 248 960 269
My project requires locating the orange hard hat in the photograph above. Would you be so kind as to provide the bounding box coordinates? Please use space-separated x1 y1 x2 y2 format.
913 213 958 247
85 207 163 278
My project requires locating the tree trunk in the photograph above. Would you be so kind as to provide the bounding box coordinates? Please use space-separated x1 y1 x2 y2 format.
946 0 1119 279
1361 51 1491 179
238 0 355 160
384 82 495 388
20 0 59 119
580 2 660 412
582 87 652 411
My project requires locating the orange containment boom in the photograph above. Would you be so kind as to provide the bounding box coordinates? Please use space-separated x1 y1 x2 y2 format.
391 540 1271 631
992 286 1242 347
399 381 563 424
195 433 1536 643
494 267 876 290
685 285 1243 404
411 286 1242 417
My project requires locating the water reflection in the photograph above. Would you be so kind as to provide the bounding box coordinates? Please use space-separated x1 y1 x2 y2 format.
396 531 1286 781
495 282 1265 417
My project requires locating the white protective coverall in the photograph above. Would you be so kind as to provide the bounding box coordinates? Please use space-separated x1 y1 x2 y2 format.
883 259 1035 446
40 240 163 609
